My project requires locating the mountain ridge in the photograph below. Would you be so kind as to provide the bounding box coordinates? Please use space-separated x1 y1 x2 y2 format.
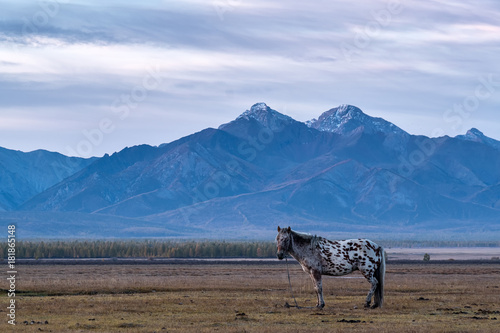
2 103 499 239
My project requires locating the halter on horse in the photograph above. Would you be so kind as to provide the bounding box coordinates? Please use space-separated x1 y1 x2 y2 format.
276 226 385 309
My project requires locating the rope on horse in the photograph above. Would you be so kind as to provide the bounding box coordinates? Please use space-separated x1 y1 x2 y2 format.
285 257 317 310
285 256 302 309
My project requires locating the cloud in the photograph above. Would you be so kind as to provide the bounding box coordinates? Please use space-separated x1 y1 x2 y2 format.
0 0 499 156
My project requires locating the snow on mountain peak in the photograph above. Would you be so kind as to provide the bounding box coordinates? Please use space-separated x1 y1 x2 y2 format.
220 103 295 132
249 102 269 112
312 104 364 131
237 102 273 121
465 128 485 139
456 128 500 151
306 104 408 137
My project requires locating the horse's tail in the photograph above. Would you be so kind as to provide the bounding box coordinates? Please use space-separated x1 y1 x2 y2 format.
374 247 386 307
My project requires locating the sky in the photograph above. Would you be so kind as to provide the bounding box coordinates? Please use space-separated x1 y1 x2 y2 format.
0 0 499 157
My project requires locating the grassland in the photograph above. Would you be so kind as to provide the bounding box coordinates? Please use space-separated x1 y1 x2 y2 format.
1 261 499 332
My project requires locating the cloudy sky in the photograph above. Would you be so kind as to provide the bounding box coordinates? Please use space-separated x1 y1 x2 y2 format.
1 0 499 157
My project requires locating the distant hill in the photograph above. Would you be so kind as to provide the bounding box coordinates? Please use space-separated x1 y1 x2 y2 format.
3 103 500 239
0 147 95 211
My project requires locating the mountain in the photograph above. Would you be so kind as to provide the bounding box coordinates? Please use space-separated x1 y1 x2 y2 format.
4 103 500 239
220 102 296 132
306 104 407 136
0 147 95 211
456 128 500 151
306 104 410 153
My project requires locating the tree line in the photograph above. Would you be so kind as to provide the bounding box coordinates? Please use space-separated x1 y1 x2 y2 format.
1 239 498 260
0 240 278 259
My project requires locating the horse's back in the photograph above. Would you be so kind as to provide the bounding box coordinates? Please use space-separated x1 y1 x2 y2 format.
318 238 383 276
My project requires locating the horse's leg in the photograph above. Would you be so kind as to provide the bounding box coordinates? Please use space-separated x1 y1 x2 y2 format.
364 273 379 308
310 270 325 309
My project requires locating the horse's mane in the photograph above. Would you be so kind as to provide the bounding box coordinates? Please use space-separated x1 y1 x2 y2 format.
291 229 320 248
291 230 314 240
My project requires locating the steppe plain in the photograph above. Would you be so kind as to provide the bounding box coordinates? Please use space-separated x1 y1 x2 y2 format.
2 249 499 332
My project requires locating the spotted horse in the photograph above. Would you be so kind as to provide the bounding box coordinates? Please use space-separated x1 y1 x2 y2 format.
276 226 385 309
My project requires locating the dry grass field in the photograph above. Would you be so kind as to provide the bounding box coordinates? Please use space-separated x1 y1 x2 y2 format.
1 261 500 332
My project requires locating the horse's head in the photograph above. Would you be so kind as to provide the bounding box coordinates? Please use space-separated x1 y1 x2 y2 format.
276 226 292 260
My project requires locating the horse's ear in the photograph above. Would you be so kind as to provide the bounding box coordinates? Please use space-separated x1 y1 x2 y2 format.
287 226 291 232
277 226 281 232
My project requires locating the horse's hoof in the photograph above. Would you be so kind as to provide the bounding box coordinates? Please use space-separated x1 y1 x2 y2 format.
370 303 379 309
316 304 325 309
364 303 371 308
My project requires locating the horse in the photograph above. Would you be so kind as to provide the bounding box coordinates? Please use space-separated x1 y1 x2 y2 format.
276 226 385 309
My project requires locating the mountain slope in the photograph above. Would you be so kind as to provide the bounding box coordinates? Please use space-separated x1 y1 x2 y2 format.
0 147 95 211
21 129 272 216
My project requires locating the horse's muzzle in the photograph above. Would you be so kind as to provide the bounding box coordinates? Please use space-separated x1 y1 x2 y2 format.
277 252 284 260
